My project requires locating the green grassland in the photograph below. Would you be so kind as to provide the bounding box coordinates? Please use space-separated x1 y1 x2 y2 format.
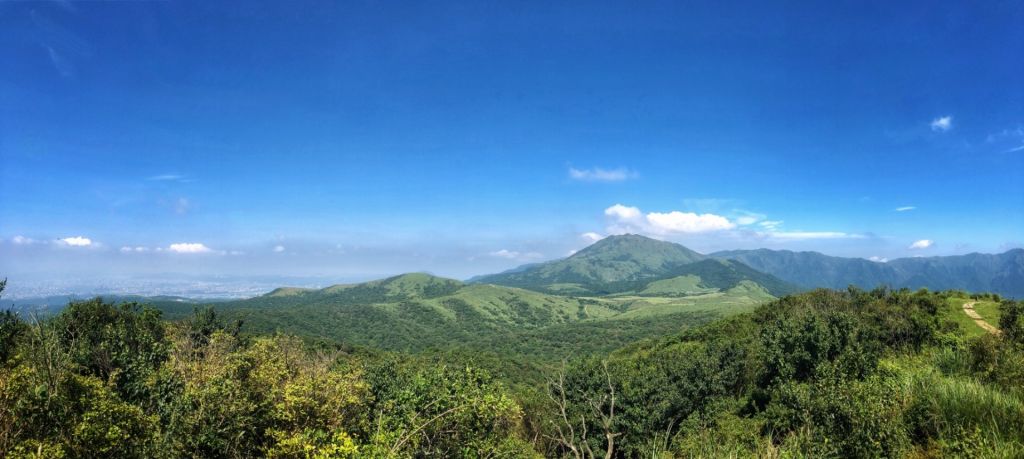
203 273 773 364
943 296 1002 337
973 299 1002 325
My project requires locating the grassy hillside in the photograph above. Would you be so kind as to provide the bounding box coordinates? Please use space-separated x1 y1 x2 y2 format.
469 234 706 293
187 271 776 369
471 234 797 297
208 273 612 351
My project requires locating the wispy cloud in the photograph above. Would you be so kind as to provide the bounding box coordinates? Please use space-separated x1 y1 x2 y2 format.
174 198 191 215
273 245 286 253
488 249 543 261
646 211 735 234
580 232 604 243
868 256 888 263
11 235 37 245
46 46 74 78
148 174 187 182
767 231 864 240
908 239 934 250
732 210 766 226
895 206 916 212
986 125 1024 153
930 116 953 132
568 167 637 182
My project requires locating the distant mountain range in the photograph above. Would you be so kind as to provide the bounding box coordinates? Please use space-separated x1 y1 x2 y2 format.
472 234 1024 299
10 234 1019 368
711 248 1024 298
469 234 797 296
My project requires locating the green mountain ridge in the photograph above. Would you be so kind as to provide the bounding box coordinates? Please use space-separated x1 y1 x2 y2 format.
470 234 797 296
712 247 1024 298
195 268 775 363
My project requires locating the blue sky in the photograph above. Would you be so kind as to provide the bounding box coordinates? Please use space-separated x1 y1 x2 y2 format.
1 0 1022 284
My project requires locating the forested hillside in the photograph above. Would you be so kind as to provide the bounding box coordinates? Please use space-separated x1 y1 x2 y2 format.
194 272 771 371
3 277 1023 457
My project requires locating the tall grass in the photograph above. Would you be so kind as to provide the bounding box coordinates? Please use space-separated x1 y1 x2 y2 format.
902 369 1024 455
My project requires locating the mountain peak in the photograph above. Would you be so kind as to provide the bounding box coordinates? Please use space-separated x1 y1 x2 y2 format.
572 234 706 263
470 234 708 293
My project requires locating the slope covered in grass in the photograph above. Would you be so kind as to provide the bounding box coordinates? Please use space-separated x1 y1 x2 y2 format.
471 234 797 296
200 271 772 364
470 234 707 293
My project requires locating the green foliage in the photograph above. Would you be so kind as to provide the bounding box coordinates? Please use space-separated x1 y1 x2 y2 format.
50 299 168 405
999 299 1024 344
3 282 1024 458
1 300 534 458
0 279 27 365
762 373 910 457
539 287 1024 458
0 310 26 365
364 358 533 457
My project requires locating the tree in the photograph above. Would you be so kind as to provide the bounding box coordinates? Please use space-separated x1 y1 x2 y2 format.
545 360 620 459
999 300 1023 345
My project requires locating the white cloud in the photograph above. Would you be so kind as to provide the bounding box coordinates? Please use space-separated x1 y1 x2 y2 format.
767 231 864 240
895 206 916 212
604 204 642 220
909 239 934 250
168 242 213 254
868 256 888 263
11 235 35 245
1006 144 1024 153
120 246 148 253
489 249 519 259
569 167 637 182
930 116 953 132
58 236 92 247
580 232 604 243
600 204 863 243
273 245 285 253
645 211 736 234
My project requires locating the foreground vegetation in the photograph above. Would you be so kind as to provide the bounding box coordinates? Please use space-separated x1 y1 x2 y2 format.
2 277 1023 457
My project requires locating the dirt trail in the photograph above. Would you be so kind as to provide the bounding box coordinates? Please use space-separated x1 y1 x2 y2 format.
963 301 1001 335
